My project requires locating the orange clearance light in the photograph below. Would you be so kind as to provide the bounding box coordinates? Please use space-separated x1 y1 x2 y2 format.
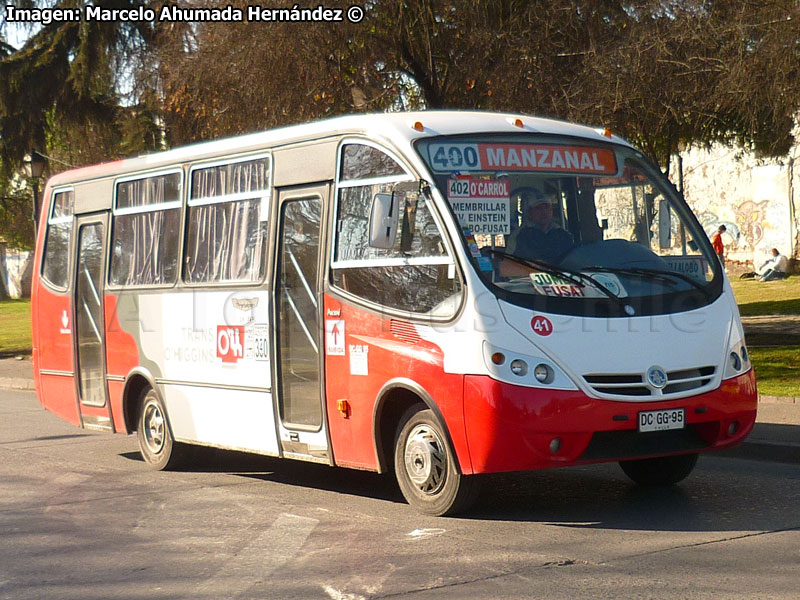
602 128 613 138
513 118 524 128
337 399 350 418
412 121 425 132
491 352 506 365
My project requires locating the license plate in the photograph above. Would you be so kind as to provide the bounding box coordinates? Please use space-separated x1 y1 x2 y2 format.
638 408 685 432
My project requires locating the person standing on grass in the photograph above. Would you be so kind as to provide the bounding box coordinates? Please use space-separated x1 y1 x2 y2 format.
711 225 726 268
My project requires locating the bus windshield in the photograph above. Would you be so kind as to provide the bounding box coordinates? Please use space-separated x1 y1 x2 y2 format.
417 136 721 316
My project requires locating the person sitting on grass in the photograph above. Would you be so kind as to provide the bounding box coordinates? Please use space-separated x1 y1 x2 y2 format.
758 248 790 282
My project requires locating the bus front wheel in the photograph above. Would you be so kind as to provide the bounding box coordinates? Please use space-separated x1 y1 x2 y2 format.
619 453 698 486
393 406 478 516
137 388 185 470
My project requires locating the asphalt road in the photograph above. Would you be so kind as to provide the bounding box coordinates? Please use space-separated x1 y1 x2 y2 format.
2 389 799 600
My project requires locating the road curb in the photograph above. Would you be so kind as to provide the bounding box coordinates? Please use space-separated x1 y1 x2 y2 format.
0 350 31 360
759 395 800 405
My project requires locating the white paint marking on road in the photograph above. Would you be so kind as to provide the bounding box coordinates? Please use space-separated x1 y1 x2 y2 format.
407 527 446 540
323 584 368 600
197 512 318 598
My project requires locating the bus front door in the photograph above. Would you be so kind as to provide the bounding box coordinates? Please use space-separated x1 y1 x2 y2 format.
273 185 331 462
72 214 113 430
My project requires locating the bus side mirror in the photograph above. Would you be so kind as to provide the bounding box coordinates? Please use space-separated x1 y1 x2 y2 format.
368 192 400 248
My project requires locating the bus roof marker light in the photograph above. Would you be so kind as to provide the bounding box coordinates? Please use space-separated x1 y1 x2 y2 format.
412 121 425 132
513 118 524 128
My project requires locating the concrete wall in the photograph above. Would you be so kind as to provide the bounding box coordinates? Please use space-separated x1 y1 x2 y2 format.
3 249 31 298
673 142 800 273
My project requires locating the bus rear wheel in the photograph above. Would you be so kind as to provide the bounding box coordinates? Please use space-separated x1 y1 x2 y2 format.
619 453 698 486
137 388 185 470
393 406 478 516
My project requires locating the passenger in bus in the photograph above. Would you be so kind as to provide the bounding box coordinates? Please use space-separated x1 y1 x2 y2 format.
509 188 574 264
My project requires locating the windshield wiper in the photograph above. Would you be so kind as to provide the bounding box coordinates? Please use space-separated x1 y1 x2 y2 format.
582 266 711 298
488 250 625 307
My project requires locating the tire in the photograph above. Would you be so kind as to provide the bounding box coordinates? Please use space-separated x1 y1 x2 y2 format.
394 406 478 516
619 453 698 486
136 388 186 470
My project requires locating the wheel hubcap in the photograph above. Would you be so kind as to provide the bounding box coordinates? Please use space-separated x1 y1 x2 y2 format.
143 401 165 453
404 424 447 495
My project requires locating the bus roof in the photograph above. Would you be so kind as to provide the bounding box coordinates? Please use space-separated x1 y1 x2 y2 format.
47 110 633 187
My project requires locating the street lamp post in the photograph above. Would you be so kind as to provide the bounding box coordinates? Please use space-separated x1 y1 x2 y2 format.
24 151 47 237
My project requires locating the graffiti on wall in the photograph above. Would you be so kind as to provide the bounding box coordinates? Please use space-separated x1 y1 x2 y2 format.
697 200 770 251
698 212 740 248
734 200 769 249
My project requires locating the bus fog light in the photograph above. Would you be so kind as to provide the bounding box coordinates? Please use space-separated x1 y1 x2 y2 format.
728 421 739 436
534 363 553 384
729 352 742 371
549 437 562 453
510 359 528 376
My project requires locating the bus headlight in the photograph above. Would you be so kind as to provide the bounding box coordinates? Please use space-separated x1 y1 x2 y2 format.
723 331 751 380
510 359 528 376
729 351 742 372
534 363 554 384
481 341 578 390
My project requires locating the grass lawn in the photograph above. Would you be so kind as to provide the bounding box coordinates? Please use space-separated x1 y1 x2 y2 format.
728 277 800 395
748 347 800 397
0 299 31 356
729 277 800 316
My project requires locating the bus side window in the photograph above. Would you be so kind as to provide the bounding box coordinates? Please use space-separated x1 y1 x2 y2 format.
340 144 406 181
110 172 181 287
184 156 270 284
332 143 460 316
42 189 74 289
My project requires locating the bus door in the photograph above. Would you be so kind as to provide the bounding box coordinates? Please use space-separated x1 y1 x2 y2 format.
72 213 113 430
273 184 331 462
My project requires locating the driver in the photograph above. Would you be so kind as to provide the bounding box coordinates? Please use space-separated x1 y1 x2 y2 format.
510 188 574 263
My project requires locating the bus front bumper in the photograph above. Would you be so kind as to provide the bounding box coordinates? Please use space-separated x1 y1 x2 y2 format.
461 369 757 474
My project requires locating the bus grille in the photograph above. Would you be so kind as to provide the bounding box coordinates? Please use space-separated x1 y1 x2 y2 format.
583 366 716 398
579 427 710 461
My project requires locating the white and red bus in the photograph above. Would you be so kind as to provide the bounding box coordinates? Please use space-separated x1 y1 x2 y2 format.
32 112 757 515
